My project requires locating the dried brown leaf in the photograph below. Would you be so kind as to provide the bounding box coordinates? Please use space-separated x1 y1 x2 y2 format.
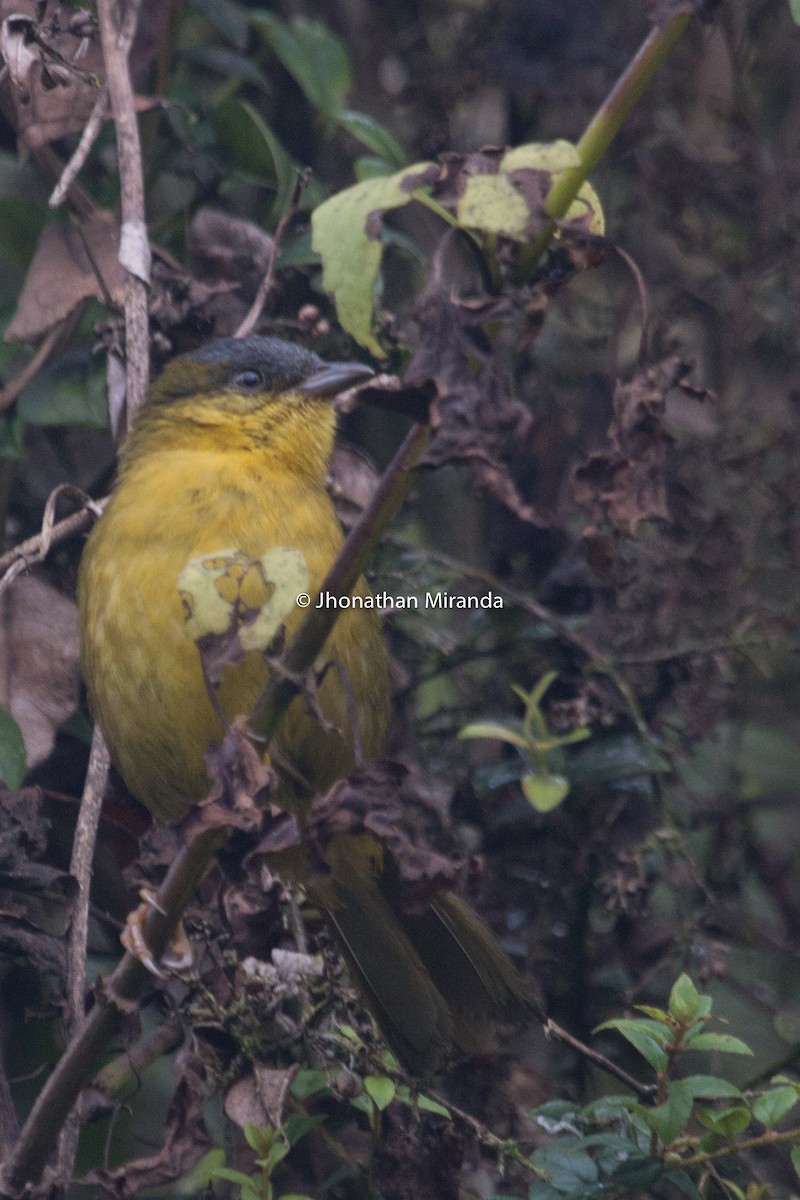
305 762 460 913
0 785 72 894
373 1104 464 1200
194 719 277 836
0 574 80 769
0 0 162 151
5 211 125 342
572 358 704 536
405 284 548 525
225 1065 297 1131
88 1045 212 1196
186 209 274 337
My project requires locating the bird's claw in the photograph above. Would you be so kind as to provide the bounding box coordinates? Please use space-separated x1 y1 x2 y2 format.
121 887 194 977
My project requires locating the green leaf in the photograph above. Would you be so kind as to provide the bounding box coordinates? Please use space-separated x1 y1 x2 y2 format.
668 974 701 1023
683 1032 753 1056
680 1075 742 1100
791 0 800 22
180 45 271 88
595 1017 672 1071
354 156 398 181
459 720 528 748
311 162 434 354
244 1121 274 1154
752 1085 799 1129
283 1114 325 1145
607 1157 664 1188
661 1168 703 1199
531 1143 599 1191
567 733 670 786
640 1080 693 1145
253 14 351 123
212 97 295 210
18 357 108 429
290 1069 329 1100
633 1005 671 1023
395 1085 450 1117
337 110 406 167
695 1105 751 1138
364 1076 396 1111
0 707 26 788
791 1143 800 1179
521 773 570 813
455 141 604 240
189 0 251 48
0 410 25 459
262 1140 290 1172
337 1023 362 1043
210 1166 260 1188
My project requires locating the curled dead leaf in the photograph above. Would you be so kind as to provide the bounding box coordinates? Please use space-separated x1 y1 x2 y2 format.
0 574 79 769
5 211 125 342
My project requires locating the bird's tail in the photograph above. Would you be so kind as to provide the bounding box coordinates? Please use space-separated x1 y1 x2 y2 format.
319 841 531 1074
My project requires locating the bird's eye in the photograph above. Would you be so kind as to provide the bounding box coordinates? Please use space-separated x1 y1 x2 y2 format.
232 369 264 390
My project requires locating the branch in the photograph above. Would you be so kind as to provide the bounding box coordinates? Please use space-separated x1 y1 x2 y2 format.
543 1019 657 1099
96 0 150 423
524 12 693 267
235 169 311 339
0 488 104 594
55 728 111 1184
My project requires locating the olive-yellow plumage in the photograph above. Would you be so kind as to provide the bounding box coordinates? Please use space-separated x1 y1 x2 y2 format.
78 336 528 1073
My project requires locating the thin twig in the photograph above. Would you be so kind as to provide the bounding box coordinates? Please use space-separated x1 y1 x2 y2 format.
235 168 311 339
49 0 140 208
0 319 70 414
48 85 108 208
92 1021 184 1099
96 0 150 423
0 487 105 593
55 726 111 1182
543 1018 657 1099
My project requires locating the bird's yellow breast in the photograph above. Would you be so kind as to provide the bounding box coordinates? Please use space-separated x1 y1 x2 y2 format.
78 427 389 823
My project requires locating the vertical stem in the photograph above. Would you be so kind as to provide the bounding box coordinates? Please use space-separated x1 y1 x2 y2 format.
96 0 151 422
525 13 693 267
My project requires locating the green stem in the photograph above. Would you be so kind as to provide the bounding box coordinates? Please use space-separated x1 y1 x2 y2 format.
524 12 692 268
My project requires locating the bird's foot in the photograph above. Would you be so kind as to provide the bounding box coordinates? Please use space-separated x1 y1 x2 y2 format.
121 887 194 977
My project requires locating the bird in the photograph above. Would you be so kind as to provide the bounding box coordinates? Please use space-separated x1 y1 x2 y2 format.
77 335 529 1074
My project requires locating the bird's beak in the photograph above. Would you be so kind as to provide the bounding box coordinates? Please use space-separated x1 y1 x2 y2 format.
300 361 374 398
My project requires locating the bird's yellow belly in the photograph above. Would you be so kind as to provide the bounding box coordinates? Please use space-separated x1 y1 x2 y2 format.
78 454 389 823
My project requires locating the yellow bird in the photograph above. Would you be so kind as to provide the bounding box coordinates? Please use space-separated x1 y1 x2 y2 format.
78 336 528 1074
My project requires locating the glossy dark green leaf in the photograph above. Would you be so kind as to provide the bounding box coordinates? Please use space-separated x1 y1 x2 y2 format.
752 1085 799 1129
683 1031 753 1056
283 1114 326 1145
290 1069 329 1100
680 1075 742 1100
531 1142 599 1191
188 0 251 48
639 1080 693 1145
337 110 406 166
0 707 26 788
567 733 669 786
253 13 351 123
696 1105 751 1137
18 358 108 429
180 45 270 89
